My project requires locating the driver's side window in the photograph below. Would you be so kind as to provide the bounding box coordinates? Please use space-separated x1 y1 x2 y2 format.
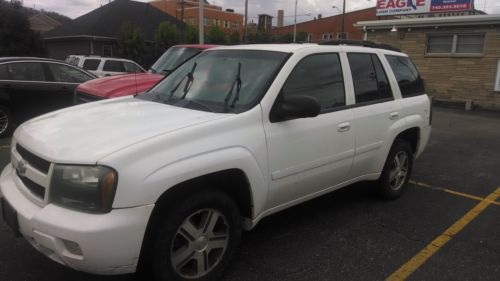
282 53 346 112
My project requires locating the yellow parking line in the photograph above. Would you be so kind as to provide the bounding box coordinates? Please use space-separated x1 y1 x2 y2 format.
386 188 500 281
410 180 500 207
0 145 10 149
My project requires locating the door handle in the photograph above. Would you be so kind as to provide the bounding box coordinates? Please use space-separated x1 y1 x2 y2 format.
338 122 351 132
389 112 399 120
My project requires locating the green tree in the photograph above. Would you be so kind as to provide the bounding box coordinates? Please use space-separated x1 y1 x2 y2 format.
155 21 178 53
206 26 227 44
117 22 147 65
228 31 240 45
0 1 45 56
183 25 199 44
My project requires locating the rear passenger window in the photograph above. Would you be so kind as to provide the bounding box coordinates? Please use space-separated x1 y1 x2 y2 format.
386 55 425 97
282 53 345 112
8 62 46 81
103 60 125 72
124 62 143 73
82 59 100 71
0 65 9 80
348 53 393 104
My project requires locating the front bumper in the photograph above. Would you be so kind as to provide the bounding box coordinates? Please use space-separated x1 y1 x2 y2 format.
0 164 154 275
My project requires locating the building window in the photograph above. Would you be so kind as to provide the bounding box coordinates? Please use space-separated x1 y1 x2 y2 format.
337 32 348 40
427 34 485 54
215 19 220 26
224 20 229 28
232 22 239 29
322 33 335 40
307 33 313 42
103 45 112 57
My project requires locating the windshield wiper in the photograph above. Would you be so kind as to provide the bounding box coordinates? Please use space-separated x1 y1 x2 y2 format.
168 62 197 100
224 62 242 112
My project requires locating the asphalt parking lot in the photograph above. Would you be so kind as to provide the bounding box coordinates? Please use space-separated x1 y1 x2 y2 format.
0 106 499 281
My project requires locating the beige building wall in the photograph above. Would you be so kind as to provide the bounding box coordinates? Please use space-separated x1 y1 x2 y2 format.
367 26 500 110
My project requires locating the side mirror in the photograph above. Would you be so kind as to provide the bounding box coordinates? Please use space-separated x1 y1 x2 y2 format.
271 95 321 122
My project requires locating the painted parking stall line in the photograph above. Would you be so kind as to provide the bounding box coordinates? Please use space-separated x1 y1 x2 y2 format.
386 187 500 281
410 180 500 207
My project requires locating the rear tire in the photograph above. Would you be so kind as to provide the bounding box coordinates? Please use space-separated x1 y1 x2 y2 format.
0 105 13 138
377 139 414 199
151 189 241 281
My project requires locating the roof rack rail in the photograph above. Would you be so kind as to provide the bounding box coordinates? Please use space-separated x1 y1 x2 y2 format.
318 40 401 52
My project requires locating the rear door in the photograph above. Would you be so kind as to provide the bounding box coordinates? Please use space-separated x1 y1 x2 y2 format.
45 62 95 109
346 52 402 178
4 61 61 122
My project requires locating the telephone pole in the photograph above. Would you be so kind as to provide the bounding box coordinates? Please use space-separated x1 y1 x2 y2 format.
199 0 204 44
244 0 249 42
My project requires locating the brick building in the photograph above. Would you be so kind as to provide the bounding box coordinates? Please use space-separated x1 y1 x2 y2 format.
355 15 500 110
150 0 243 37
270 7 381 42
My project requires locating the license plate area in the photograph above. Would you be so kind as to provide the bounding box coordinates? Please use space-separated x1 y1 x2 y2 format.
1 198 21 237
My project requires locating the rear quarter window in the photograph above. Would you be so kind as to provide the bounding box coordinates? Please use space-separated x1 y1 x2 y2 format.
103 60 125 72
385 55 425 98
82 59 101 71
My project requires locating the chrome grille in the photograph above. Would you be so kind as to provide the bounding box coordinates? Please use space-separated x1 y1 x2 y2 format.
16 171 45 199
15 144 50 174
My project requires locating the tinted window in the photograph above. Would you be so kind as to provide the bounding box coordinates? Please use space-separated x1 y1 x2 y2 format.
386 55 425 97
283 53 345 111
124 62 143 73
82 59 100 71
103 60 125 72
0 65 9 80
348 53 393 103
8 62 46 81
48 63 93 83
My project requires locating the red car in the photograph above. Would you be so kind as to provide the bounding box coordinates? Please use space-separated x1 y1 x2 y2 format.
74 44 217 103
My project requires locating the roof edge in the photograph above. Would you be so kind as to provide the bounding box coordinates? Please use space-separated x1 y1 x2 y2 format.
355 14 500 29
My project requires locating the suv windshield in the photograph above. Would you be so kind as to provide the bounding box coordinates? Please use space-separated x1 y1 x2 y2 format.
150 47 202 74
140 50 289 114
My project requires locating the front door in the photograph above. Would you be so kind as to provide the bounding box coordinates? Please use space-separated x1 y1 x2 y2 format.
264 53 355 208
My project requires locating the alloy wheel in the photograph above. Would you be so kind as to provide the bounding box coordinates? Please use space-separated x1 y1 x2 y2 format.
170 209 229 279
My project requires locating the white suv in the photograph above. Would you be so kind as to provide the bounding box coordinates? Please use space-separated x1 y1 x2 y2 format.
1 42 431 280
65 55 145 77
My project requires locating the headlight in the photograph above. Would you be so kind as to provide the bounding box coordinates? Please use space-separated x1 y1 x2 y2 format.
50 165 118 213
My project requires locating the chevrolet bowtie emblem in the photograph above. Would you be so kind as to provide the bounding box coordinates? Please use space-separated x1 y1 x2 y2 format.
17 160 27 176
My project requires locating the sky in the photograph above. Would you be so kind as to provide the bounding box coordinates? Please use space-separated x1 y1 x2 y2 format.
22 0 500 23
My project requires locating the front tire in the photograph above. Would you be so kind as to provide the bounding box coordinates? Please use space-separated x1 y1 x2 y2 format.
151 190 241 281
378 139 414 199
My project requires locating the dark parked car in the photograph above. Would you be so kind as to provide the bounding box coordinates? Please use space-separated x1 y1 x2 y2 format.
0 57 95 137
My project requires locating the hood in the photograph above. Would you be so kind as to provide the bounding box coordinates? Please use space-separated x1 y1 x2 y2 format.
77 73 164 98
15 97 227 164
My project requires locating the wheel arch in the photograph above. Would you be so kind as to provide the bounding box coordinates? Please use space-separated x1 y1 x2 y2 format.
137 168 253 275
394 127 421 154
